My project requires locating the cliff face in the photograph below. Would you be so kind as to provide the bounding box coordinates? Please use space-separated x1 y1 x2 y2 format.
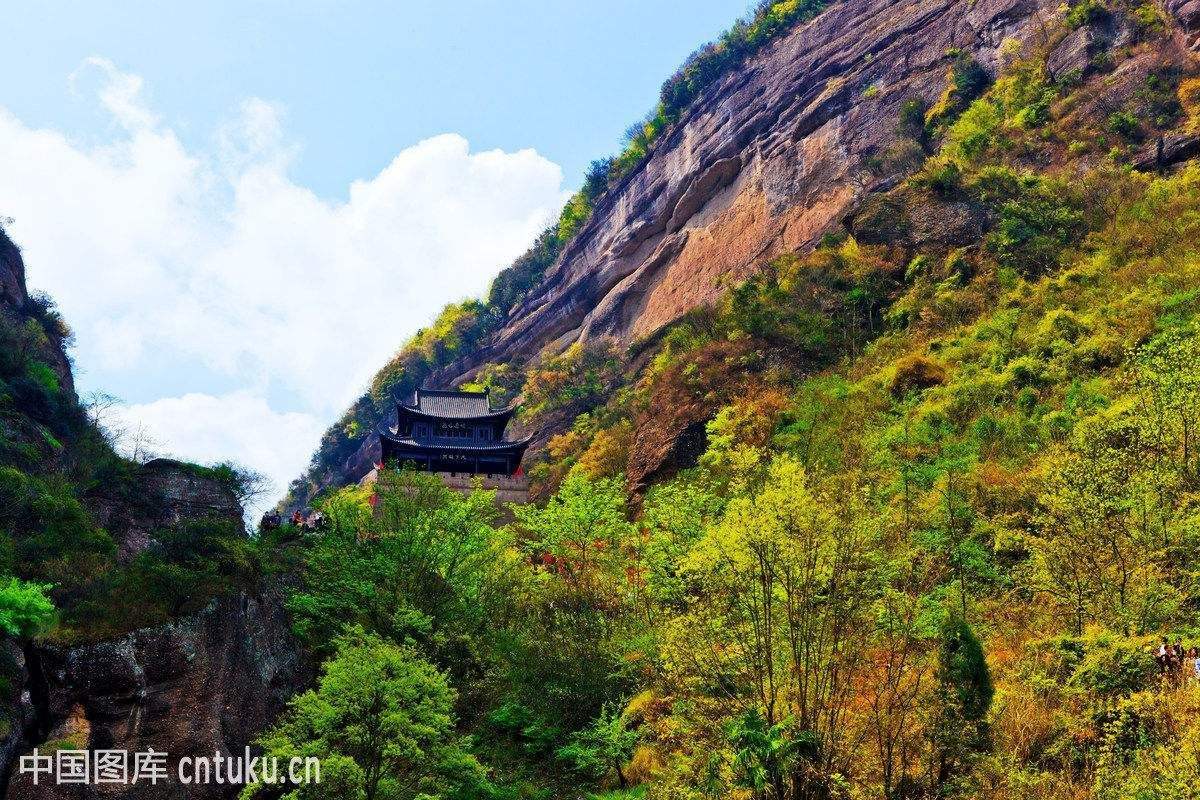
0 234 27 308
97 459 247 563
6 589 307 800
0 233 311 798
481 0 1044 362
320 0 1098 492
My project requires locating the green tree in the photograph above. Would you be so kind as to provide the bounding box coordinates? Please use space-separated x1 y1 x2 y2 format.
668 456 881 797
1030 407 1182 635
0 576 55 638
288 474 515 654
253 627 489 800
556 701 639 788
929 617 992 796
510 472 634 603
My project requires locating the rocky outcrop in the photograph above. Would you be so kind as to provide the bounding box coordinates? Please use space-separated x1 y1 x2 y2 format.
1 227 310 798
6 588 309 799
0 228 75 399
291 0 1196 503
94 459 245 562
1 230 28 308
317 0 1078 493
0 449 308 799
0 644 40 792
1165 0 1200 49
468 0 1056 367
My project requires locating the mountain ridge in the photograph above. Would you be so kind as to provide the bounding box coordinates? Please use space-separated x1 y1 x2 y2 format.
289 0 1173 508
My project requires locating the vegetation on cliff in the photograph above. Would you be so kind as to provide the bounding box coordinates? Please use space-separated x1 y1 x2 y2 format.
266 1 1200 797
7 0 1200 797
285 0 833 510
0 227 273 649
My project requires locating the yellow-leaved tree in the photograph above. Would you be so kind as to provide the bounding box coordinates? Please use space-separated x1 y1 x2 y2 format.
664 454 881 798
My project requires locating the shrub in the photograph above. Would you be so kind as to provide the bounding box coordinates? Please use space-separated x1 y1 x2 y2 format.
557 190 594 243
985 177 1085 276
521 343 621 420
1068 636 1155 697
890 355 949 397
0 578 55 638
913 160 964 196
488 227 561 315
1132 1 1167 36
23 361 58 397
1180 77 1200 130
1006 356 1048 388
1106 110 1140 140
1066 0 1107 28
927 51 992 127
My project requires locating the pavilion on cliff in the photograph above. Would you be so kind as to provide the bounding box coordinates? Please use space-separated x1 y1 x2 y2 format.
379 388 531 477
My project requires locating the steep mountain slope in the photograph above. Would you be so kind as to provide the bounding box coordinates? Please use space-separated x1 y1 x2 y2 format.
4 0 1197 795
476 0 1038 355
290 0 1190 506
0 230 309 797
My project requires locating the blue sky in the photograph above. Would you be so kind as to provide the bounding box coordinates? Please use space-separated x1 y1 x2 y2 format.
2 1 746 198
0 1 747 506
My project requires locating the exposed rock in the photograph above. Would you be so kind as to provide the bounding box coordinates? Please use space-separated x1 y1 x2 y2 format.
850 192 989 250
626 339 756 493
905 196 990 250
6 588 310 800
82 458 246 563
849 195 912 245
311 0 1196 502
1132 132 1200 170
481 0 1048 364
1046 8 1139 82
0 644 39 791
0 228 75 399
306 0 1069 501
115 460 244 561
1046 25 1095 82
628 417 709 496
1056 42 1187 151
1165 0 1200 49
1 230 28 309
137 460 243 523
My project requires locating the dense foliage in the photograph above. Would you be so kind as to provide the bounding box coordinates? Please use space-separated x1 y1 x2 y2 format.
262 8 1200 798
10 1 1200 798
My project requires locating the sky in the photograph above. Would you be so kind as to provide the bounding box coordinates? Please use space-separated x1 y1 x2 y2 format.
0 1 748 509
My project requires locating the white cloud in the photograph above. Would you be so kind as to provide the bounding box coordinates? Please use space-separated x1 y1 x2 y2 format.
105 392 326 516
71 57 159 131
0 59 568 508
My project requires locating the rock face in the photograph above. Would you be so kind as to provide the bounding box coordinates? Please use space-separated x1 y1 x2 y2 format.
322 0 1081 492
0 231 28 308
99 459 246 562
1166 0 1200 49
0 227 311 798
6 589 309 800
466 0 1052 367
0 450 308 799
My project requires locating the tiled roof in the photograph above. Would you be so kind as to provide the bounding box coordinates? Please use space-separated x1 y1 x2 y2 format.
409 389 491 418
382 433 531 452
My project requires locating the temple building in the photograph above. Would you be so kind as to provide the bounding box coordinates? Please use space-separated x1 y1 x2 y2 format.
379 388 530 477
